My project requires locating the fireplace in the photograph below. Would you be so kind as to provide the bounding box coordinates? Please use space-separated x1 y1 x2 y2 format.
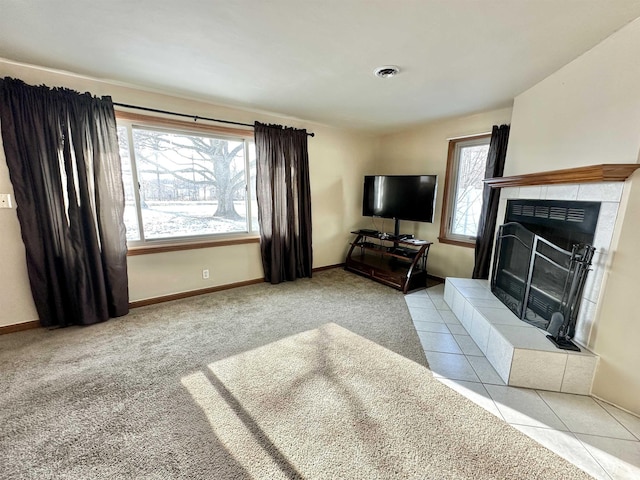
490 200 599 349
466 165 640 393
483 165 640 350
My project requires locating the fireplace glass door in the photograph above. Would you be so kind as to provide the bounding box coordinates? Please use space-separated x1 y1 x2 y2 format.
491 222 594 333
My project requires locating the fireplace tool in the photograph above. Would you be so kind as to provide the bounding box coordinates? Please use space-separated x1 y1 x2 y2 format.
546 243 595 351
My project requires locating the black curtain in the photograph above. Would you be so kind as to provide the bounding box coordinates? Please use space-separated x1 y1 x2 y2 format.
254 122 312 284
472 124 510 279
0 78 129 327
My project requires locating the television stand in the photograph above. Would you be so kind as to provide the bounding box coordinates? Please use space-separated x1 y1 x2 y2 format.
345 231 432 293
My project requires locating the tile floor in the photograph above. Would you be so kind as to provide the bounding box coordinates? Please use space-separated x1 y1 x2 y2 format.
405 283 640 480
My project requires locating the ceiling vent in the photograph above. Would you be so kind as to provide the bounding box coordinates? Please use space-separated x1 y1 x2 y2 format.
374 66 400 78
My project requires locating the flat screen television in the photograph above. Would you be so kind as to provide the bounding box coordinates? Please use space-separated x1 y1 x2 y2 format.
362 175 437 231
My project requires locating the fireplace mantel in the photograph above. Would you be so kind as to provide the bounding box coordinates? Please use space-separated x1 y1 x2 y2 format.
485 163 640 189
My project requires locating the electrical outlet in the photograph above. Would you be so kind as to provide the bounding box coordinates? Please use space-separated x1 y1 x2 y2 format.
0 193 12 209
202 269 209 279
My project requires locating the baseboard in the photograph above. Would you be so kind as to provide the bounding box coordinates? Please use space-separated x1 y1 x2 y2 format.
129 278 265 308
0 320 40 335
313 263 345 273
591 394 640 419
427 273 445 282
1 265 348 331
130 264 345 309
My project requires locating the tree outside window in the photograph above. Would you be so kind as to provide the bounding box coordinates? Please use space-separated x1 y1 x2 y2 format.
117 121 257 244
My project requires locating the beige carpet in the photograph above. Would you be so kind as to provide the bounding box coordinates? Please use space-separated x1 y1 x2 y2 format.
183 323 590 479
0 269 590 478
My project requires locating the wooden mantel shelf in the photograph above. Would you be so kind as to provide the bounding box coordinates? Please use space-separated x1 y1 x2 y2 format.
485 164 640 189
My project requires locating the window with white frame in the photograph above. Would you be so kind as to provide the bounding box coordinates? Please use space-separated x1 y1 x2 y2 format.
117 119 257 245
439 134 491 246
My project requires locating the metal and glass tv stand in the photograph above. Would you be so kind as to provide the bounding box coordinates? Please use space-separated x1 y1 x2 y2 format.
345 230 432 293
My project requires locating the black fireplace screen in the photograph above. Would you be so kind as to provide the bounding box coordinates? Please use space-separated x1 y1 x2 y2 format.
491 222 595 336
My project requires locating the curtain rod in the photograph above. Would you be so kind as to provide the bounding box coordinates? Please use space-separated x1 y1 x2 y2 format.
112 102 315 137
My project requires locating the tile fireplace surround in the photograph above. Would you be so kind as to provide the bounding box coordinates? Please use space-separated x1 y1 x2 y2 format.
448 164 640 394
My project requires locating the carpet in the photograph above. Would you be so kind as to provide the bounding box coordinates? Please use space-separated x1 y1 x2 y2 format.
0 269 423 479
0 269 590 478
183 322 591 479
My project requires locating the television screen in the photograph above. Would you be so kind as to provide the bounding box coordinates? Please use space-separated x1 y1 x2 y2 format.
362 175 437 223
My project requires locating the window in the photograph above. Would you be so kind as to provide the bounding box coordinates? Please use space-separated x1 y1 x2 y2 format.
117 115 257 247
439 134 491 247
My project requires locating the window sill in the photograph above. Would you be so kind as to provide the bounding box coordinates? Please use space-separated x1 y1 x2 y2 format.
127 236 260 256
437 236 476 249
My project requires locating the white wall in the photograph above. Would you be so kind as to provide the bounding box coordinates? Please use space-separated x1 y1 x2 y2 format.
503 18 640 415
0 60 376 326
505 20 640 173
0 133 39 324
374 108 513 279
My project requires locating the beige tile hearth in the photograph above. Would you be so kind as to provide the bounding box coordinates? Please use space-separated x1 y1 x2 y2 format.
444 278 598 394
405 284 640 480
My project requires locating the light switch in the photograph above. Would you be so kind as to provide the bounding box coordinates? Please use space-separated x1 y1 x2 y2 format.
0 193 13 209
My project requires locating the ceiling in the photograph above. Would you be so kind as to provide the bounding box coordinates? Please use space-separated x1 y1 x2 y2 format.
2 1 640 132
